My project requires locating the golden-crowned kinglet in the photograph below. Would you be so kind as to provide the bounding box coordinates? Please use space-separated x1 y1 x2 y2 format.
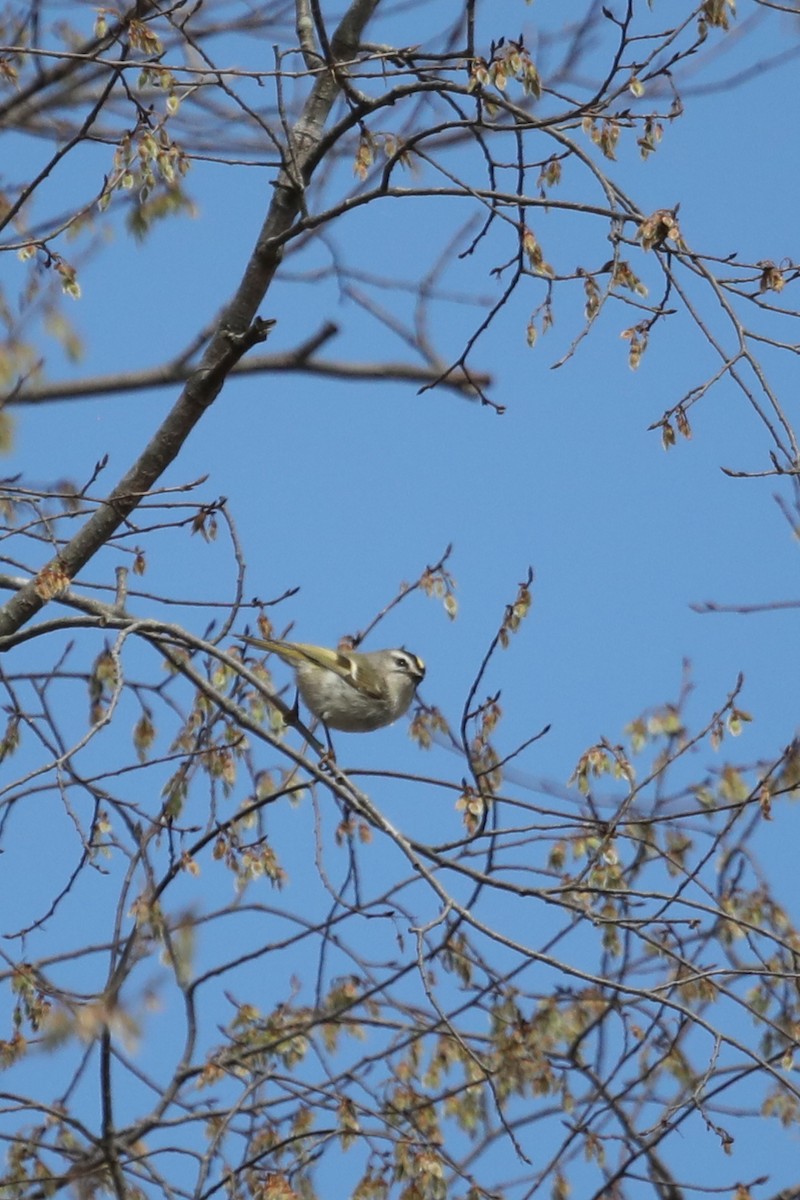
241 637 425 732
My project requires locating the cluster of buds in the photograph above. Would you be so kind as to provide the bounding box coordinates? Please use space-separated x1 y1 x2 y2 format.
468 38 541 100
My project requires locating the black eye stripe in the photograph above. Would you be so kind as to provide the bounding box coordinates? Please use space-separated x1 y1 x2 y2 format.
392 652 424 674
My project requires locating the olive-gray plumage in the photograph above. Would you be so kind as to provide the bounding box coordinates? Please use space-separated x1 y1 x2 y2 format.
241 638 425 732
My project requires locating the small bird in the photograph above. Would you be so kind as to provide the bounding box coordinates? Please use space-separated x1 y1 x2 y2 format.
240 637 425 733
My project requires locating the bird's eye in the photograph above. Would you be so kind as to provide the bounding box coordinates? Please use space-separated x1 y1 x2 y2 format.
393 652 424 675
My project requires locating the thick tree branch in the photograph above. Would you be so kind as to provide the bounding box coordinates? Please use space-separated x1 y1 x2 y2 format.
0 0 381 640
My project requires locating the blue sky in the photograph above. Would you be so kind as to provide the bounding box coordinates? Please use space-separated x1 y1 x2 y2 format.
4 2 800 1196
12 4 800 785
